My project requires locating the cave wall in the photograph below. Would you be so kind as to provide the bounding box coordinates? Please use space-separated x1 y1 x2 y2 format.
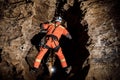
81 0 120 80
0 0 56 80
0 0 120 80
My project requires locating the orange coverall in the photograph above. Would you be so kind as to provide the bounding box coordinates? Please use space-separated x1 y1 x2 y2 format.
34 23 71 68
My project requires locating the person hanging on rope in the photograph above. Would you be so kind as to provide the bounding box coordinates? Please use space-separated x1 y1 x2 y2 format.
33 16 72 74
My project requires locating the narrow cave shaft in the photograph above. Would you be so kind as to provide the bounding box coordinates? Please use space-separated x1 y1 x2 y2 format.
0 0 120 80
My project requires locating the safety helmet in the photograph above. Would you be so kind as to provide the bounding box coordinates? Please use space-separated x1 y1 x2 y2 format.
55 16 62 23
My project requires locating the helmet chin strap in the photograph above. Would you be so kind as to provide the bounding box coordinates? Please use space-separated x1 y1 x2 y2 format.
55 22 61 27
55 24 59 27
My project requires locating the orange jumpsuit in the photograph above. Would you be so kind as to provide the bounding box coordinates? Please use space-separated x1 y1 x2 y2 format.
34 23 71 68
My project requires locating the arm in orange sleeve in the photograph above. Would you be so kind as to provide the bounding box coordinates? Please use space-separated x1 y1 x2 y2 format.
40 23 49 30
63 27 72 39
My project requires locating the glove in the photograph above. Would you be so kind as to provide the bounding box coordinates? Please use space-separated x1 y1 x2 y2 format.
40 23 44 29
66 33 72 40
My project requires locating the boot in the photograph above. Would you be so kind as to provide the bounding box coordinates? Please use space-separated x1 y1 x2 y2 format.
64 66 72 74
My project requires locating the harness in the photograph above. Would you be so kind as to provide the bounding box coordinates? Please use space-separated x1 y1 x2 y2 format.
46 34 58 41
42 24 60 52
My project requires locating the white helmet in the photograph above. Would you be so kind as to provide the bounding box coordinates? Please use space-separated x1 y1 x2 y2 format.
55 16 62 23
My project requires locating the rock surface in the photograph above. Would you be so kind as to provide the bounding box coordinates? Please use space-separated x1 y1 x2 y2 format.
0 0 120 80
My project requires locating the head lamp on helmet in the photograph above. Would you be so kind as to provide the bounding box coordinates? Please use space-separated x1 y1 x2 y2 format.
55 16 62 23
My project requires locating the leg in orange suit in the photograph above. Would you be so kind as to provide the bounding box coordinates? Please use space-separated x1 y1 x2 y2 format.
34 38 67 68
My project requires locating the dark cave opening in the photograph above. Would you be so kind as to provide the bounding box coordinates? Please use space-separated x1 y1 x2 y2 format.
60 1 90 80
0 48 2 62
29 1 90 80
109 0 120 32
